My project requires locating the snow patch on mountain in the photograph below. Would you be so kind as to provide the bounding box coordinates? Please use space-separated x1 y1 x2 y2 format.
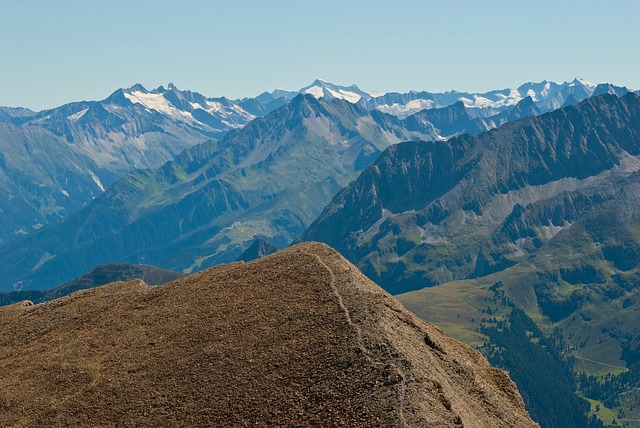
304 86 325 98
67 108 89 121
375 99 438 117
326 88 362 103
572 77 597 91
88 170 106 192
32 251 55 272
366 90 386 97
540 221 573 239
124 91 194 121
458 91 524 109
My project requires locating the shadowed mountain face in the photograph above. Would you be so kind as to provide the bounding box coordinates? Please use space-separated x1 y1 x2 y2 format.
0 242 536 427
298 93 640 423
0 263 185 307
299 93 640 294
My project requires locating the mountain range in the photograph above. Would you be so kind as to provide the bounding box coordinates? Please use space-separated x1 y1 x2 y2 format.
0 84 571 293
0 94 436 291
278 77 629 118
0 77 628 247
299 92 640 294
1 78 631 292
0 83 283 244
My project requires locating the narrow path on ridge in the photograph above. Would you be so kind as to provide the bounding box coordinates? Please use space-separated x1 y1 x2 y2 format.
302 251 409 428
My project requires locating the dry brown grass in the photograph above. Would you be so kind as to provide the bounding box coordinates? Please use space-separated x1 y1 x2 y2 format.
0 242 537 427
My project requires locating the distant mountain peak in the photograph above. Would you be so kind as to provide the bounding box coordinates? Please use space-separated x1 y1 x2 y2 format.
310 78 359 90
570 77 597 91
127 83 148 93
299 79 372 103
518 95 534 104
103 88 134 107
592 83 630 98
290 92 320 108
311 78 330 85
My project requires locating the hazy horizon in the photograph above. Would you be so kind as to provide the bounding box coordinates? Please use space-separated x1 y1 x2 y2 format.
2 0 639 110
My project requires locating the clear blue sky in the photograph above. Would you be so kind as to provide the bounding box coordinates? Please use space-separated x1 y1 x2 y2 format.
1 0 638 110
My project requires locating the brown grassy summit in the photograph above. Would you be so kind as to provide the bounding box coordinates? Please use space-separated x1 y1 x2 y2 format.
0 242 536 427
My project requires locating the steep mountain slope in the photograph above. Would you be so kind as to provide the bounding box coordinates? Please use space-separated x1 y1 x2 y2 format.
0 84 265 244
0 263 185 307
0 120 120 242
0 242 537 427
299 93 640 294
0 106 35 119
0 95 444 292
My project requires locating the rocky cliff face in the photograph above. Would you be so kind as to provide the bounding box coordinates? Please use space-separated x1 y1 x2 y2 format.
0 242 536 427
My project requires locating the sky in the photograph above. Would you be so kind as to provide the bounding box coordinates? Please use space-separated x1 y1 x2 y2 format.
1 0 639 110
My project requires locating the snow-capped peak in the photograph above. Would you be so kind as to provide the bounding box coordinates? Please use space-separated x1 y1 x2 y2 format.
570 77 597 90
127 83 148 93
365 90 386 98
123 90 185 116
298 79 378 103
267 80 387 102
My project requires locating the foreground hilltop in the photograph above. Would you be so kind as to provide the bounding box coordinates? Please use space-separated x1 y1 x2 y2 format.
0 242 535 427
